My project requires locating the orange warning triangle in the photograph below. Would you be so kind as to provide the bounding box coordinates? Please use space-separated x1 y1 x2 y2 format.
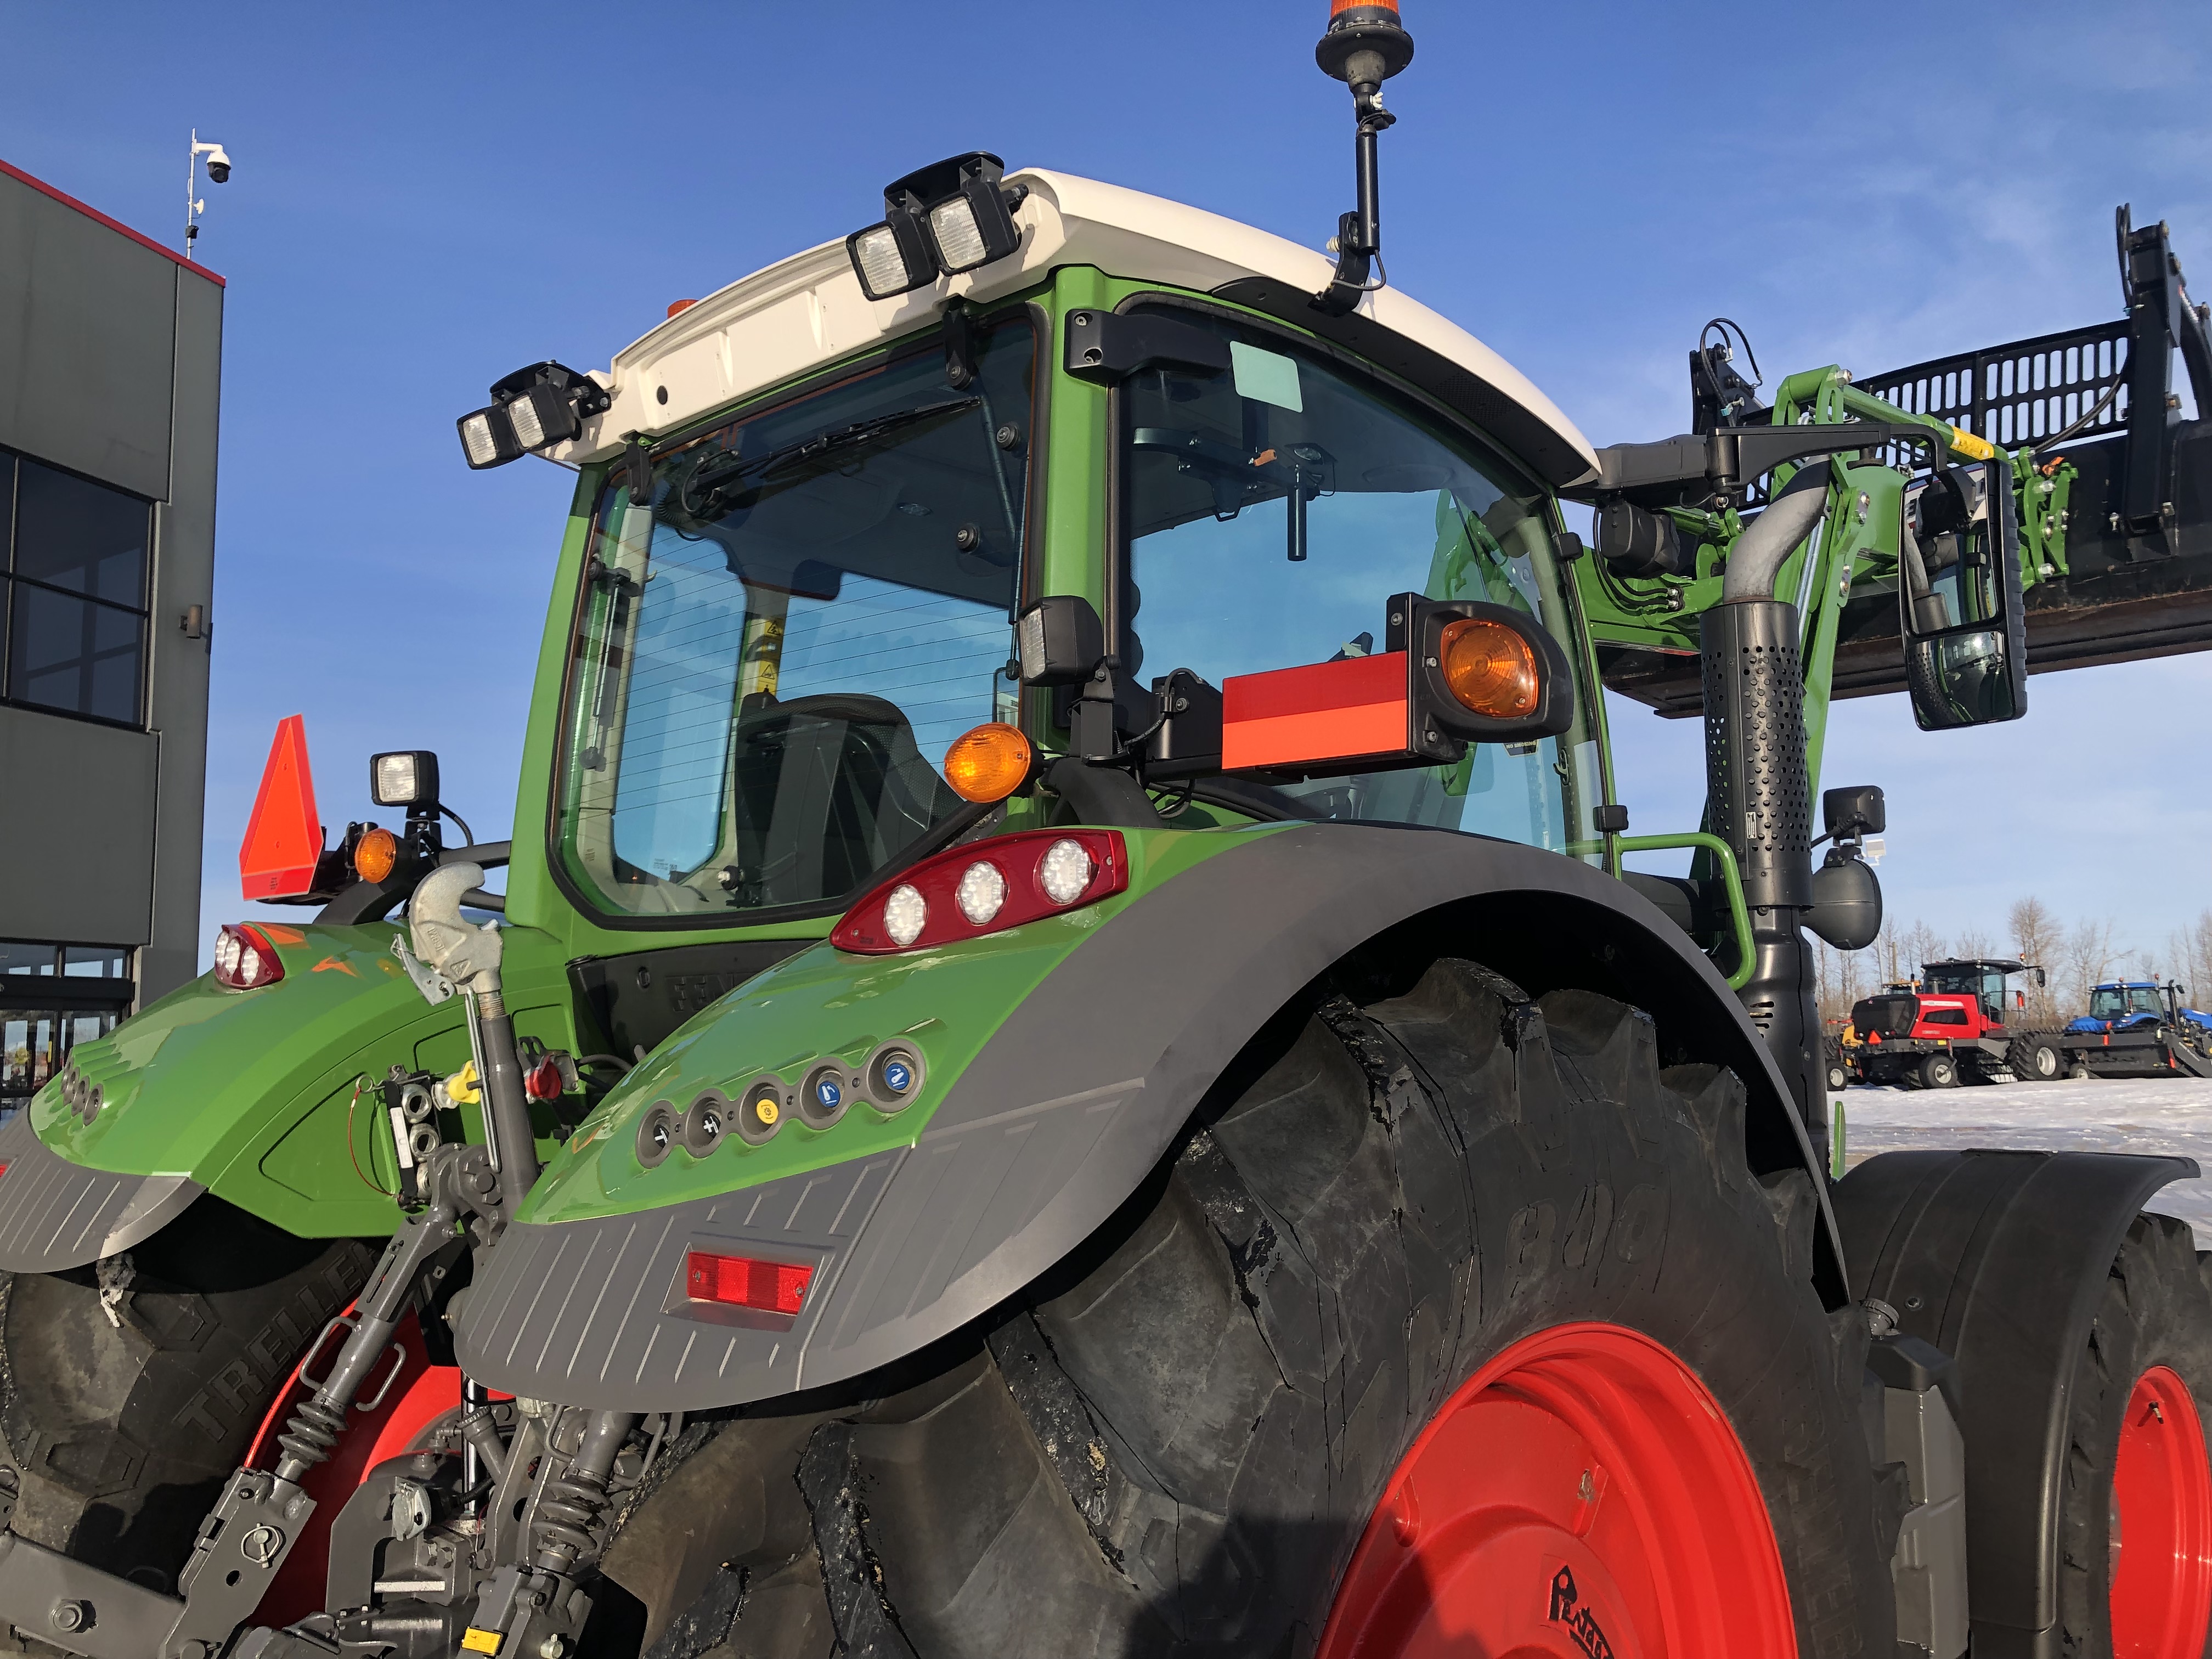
239 715 327 901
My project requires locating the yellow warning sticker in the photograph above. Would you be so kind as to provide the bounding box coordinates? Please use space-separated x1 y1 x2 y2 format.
461 1630 501 1655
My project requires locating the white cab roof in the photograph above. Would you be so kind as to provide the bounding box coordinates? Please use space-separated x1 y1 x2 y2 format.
545 168 1598 488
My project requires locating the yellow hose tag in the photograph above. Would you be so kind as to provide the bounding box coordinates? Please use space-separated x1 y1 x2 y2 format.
445 1061 482 1105
461 1631 502 1655
1948 425 1997 461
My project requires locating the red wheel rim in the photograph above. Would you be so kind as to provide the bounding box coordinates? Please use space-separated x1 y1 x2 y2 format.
2109 1364 2212 1659
1318 1322 1795 1658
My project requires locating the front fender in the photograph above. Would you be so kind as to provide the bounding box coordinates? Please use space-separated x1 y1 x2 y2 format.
1835 1148 2197 1646
456 822 1835 1411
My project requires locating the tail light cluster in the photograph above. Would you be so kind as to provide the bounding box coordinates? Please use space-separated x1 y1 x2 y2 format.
213 923 285 990
831 830 1127 955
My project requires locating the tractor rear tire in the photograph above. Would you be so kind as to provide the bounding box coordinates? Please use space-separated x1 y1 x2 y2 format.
0 1197 373 1600
602 963 1893 1658
1919 1053 1960 1089
2052 1214 2212 1654
2008 1035 2063 1082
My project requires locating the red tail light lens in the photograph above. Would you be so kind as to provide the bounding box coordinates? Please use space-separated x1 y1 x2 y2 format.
685 1250 812 1315
831 829 1127 955
212 923 285 990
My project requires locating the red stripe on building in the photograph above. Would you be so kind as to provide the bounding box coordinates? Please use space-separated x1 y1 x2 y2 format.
0 157 226 286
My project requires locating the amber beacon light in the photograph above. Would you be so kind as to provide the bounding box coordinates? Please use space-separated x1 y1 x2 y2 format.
943 721 1035 803
351 825 400 884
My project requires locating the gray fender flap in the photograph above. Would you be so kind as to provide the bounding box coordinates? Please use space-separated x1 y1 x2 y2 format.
1835 1148 2196 1652
0 1109 203 1273
456 822 1839 1410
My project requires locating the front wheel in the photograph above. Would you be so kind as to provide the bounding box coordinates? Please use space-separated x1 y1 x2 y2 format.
1919 1052 1960 1089
2064 1214 2212 1658
1827 1059 1851 1092
604 963 1893 1657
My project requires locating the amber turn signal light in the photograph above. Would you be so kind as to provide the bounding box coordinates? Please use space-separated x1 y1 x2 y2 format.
352 825 399 884
943 721 1034 803
1438 618 1539 719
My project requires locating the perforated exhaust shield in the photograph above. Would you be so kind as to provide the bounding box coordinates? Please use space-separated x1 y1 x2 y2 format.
1699 601 1814 915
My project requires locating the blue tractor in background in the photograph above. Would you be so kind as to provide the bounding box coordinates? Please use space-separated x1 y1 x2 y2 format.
2058 979 2212 1077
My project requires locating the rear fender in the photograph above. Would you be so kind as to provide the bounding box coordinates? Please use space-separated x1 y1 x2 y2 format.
456 822 1841 1410
0 923 577 1268
1835 1148 2197 1649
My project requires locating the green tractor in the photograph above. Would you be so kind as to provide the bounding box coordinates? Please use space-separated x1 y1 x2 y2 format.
7 8 2212 1657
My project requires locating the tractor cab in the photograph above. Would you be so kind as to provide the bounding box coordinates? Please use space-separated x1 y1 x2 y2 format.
1921 957 2040 1028
2070 979 2212 1035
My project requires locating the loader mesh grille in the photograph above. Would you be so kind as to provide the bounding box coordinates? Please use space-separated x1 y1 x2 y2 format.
1864 319 2131 452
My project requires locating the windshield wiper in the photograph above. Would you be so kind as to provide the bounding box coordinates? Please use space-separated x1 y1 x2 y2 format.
681 398 982 516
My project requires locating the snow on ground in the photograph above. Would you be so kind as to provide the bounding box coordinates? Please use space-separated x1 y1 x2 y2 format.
1840 1075 2212 1244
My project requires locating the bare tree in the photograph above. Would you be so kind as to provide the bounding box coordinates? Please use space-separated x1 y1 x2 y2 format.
1952 924 1991 961
2172 910 2212 1010
1872 918 1912 988
2058 917 2123 1013
1812 934 1877 1028
2009 896 2064 1021
1903 919 1943 984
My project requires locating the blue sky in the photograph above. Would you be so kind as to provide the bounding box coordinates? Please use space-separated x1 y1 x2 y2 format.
3 1 2206 969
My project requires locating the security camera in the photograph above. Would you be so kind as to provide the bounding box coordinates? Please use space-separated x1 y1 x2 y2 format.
205 146 232 184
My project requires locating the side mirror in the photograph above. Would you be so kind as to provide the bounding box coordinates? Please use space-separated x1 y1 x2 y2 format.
1899 461 2029 730
1821 784 1886 842
2036 967 2047 989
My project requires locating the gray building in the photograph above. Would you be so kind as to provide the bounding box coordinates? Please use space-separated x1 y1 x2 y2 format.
0 157 221 1110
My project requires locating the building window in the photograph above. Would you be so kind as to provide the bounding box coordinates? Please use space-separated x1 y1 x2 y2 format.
1 450 151 727
0 938 133 1113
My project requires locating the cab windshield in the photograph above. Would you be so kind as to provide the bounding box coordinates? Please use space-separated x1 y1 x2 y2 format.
1116 303 1598 849
554 317 1034 919
2090 986 2164 1018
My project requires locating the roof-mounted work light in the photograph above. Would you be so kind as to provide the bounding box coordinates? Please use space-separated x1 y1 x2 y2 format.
844 152 1029 300
456 360 611 470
